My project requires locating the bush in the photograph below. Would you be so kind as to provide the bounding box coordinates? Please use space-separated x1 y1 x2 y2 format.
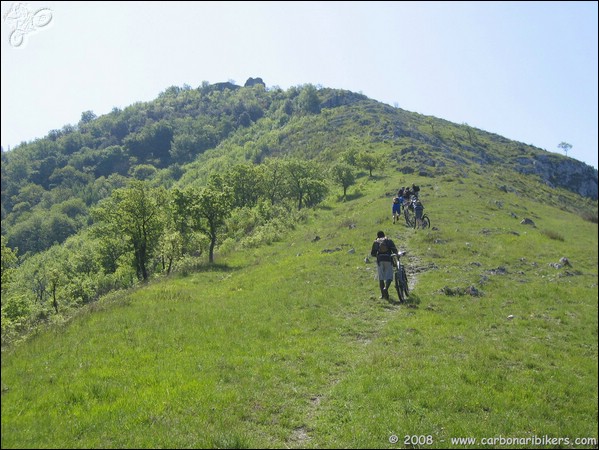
541 229 565 241
173 255 205 276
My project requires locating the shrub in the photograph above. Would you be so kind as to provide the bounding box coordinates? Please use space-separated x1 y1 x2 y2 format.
541 229 565 241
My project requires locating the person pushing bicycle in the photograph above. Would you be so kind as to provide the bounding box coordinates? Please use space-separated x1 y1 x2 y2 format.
370 230 398 300
414 198 425 229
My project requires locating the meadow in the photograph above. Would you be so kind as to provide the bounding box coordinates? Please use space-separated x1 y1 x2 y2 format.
2 171 597 448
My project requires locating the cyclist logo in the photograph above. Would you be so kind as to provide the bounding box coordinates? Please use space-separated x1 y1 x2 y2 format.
3 2 53 48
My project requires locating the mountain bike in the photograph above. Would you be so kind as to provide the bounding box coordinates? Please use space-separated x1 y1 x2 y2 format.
391 251 409 303
421 213 430 229
410 196 430 229
415 212 430 229
403 202 415 227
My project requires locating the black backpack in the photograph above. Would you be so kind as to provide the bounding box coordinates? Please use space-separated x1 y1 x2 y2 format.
376 238 390 255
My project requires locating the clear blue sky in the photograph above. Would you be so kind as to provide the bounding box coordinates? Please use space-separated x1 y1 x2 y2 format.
2 1 597 169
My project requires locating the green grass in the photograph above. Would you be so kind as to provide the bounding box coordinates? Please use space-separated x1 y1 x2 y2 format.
2 170 597 448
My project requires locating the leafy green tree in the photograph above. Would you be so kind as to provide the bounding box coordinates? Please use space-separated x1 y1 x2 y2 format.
91 226 129 275
130 164 158 180
340 148 359 166
297 84 321 114
238 111 252 127
260 158 289 205
190 185 232 263
302 178 328 208
59 130 84 155
69 145 129 178
10 183 46 210
44 212 79 247
124 121 173 165
356 150 384 177
285 159 327 209
55 198 87 219
48 165 92 189
171 187 197 255
330 162 356 198
6 213 46 255
170 118 219 164
79 110 97 126
92 180 166 280
225 163 263 209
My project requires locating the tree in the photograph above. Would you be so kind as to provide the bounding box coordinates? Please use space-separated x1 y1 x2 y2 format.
297 84 321 114
171 187 196 255
92 180 166 281
130 164 158 180
224 163 263 209
124 121 173 165
284 159 327 210
190 186 232 263
260 158 289 205
330 163 356 198
6 213 46 255
44 212 79 247
170 118 219 164
79 110 97 126
356 150 384 177
558 142 572 157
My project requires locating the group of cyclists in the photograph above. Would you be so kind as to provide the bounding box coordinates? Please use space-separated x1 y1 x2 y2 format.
391 184 426 228
371 183 429 303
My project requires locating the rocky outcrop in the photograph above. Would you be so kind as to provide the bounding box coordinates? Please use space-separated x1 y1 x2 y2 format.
513 153 598 200
244 77 266 87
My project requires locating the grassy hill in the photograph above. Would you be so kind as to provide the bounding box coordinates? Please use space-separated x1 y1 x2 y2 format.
2 166 597 448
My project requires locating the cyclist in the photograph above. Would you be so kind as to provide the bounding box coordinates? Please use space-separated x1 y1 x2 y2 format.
392 196 402 224
414 199 424 228
403 187 412 206
370 231 398 300
412 183 420 198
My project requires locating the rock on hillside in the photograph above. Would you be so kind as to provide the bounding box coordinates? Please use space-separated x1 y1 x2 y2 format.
513 153 598 200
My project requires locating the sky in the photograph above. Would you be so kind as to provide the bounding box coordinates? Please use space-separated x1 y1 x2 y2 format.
1 1 597 169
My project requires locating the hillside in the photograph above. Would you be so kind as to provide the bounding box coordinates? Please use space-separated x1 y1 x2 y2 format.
2 80 597 337
1 167 597 448
2 80 597 258
1 79 598 447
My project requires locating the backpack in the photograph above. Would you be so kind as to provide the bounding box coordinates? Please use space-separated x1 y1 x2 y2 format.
376 238 390 255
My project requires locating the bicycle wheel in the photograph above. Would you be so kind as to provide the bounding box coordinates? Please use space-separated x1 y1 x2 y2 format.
394 269 405 303
400 265 409 298
421 215 430 229
404 208 414 228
